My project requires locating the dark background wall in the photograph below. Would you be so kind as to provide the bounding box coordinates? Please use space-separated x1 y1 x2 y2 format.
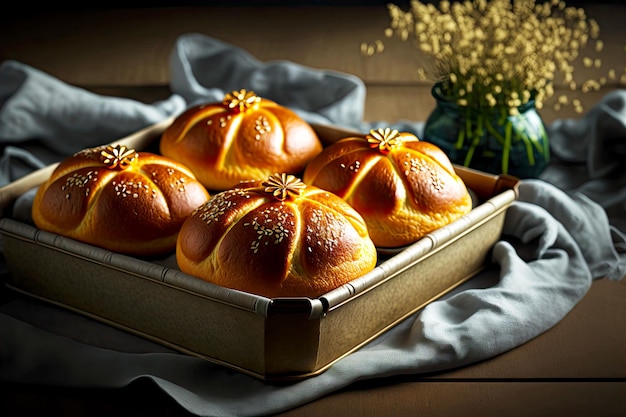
11 0 624 21
17 0 625 10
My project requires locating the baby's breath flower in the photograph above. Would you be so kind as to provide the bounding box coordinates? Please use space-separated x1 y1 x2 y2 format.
366 0 625 114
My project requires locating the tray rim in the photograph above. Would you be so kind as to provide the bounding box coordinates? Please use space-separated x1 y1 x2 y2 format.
0 120 520 317
0 120 520 380
0 180 517 319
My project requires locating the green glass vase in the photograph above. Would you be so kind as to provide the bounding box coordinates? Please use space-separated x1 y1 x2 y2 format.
422 83 550 179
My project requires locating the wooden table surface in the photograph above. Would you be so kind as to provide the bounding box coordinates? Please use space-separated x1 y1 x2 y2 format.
1 3 625 416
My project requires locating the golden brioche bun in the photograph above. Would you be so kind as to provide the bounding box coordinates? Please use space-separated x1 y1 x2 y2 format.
176 173 377 298
32 144 210 256
160 89 323 191
303 128 473 248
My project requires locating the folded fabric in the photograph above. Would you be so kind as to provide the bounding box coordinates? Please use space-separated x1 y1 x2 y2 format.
518 180 626 280
170 33 367 129
0 33 625 417
547 89 626 179
0 60 186 184
0 180 617 417
542 90 626 233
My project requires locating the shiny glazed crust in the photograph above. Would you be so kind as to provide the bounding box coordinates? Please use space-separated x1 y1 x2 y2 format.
303 129 473 248
159 90 323 191
176 174 377 298
32 145 210 256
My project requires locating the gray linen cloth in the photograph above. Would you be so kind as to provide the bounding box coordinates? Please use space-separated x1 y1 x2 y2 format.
1 33 625 417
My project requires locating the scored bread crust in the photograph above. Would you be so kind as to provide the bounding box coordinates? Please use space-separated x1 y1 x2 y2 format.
31 144 210 256
160 89 323 191
176 173 378 298
303 128 473 248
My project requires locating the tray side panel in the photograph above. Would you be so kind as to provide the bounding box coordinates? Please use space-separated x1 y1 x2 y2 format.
315 208 507 368
1 232 268 375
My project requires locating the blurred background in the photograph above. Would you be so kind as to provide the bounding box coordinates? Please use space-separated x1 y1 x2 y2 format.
3 0 624 126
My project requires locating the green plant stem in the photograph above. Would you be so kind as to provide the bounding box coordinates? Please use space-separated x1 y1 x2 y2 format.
455 126 465 149
465 107 473 144
464 130 483 167
539 123 550 163
516 130 536 166
448 98 548 175
484 121 506 146
508 117 535 166
475 112 484 138
502 119 512 174
520 115 549 158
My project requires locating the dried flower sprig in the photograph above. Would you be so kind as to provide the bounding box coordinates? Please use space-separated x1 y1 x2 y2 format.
362 0 625 115
262 173 307 201
100 145 137 170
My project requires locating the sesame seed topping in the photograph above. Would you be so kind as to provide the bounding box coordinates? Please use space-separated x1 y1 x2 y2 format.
341 160 361 172
254 116 272 140
195 189 246 225
61 170 99 199
404 155 445 191
243 206 292 253
113 180 153 198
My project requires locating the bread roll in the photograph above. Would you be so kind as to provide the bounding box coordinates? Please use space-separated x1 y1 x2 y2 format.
303 128 473 248
32 144 210 256
176 173 377 298
160 89 323 191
